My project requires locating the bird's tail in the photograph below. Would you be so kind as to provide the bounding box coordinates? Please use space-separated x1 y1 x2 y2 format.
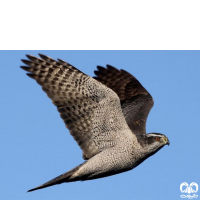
28 162 86 192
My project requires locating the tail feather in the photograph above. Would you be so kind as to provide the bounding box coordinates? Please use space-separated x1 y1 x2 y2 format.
28 162 86 192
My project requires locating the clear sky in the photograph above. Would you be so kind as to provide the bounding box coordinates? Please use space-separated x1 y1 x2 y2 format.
1 51 200 200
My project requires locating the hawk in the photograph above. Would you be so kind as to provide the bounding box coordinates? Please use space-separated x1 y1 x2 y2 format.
21 54 169 192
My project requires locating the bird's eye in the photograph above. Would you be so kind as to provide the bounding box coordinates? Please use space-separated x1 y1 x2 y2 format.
155 137 160 141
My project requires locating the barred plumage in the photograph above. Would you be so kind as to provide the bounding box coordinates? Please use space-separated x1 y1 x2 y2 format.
21 54 169 192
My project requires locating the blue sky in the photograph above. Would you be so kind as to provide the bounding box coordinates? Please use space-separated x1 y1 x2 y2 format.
1 51 200 200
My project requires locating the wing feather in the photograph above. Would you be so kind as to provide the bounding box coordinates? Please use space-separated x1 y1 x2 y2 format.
94 65 154 143
21 55 130 160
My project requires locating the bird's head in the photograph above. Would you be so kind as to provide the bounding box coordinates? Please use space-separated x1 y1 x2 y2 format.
147 132 170 146
144 133 170 155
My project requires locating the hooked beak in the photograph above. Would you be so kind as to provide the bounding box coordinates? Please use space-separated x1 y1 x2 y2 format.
165 137 170 146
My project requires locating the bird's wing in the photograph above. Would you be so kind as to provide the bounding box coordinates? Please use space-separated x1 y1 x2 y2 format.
94 65 154 140
21 55 131 160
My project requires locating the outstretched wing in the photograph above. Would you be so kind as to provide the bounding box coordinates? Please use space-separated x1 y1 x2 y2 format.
21 55 130 160
94 65 154 142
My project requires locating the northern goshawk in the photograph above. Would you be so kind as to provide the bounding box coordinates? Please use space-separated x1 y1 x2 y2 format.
21 54 169 192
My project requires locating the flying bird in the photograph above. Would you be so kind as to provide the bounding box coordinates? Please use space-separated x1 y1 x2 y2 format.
21 54 169 192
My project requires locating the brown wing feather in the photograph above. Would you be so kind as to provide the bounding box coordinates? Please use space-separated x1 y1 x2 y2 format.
21 55 131 160
94 65 154 141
